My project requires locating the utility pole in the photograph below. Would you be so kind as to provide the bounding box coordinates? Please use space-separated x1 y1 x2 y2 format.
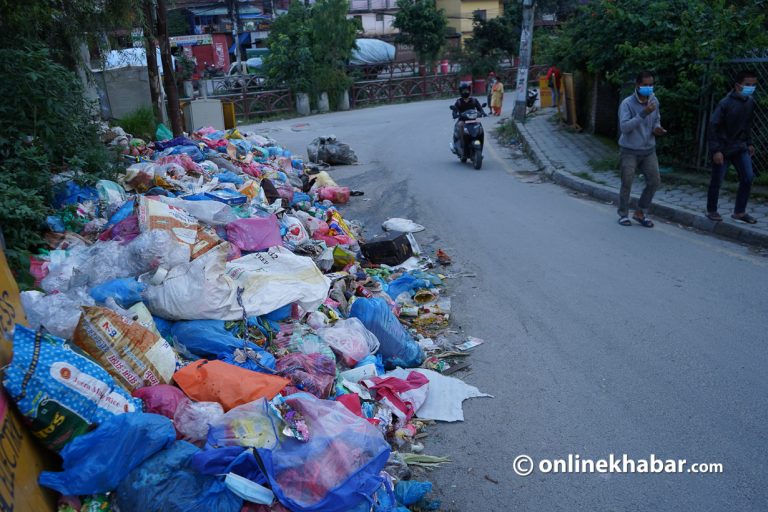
227 0 244 74
157 0 184 135
513 0 535 121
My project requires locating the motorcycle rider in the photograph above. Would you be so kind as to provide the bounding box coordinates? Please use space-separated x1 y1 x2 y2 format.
453 83 486 154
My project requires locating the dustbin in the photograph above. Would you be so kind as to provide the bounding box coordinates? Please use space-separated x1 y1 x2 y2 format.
222 101 236 130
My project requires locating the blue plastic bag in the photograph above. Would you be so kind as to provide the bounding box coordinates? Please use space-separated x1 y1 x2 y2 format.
214 171 245 186
107 199 135 227
386 273 433 301
257 393 390 512
46 215 66 233
395 480 434 506
350 298 424 369
154 136 199 151
38 413 176 495
171 321 276 371
52 181 99 209
192 446 267 484
290 192 312 207
116 441 243 512
158 145 205 162
89 277 146 308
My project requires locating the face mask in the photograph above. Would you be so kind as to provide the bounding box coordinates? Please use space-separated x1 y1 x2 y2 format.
637 85 654 97
741 85 756 96
461 91 470 98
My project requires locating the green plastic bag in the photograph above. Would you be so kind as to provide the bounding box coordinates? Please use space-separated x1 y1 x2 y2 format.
155 123 173 141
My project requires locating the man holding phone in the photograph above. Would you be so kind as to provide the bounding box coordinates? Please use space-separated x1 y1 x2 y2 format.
616 70 667 227
706 70 758 224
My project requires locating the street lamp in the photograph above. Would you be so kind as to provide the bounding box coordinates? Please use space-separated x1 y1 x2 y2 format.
513 0 535 120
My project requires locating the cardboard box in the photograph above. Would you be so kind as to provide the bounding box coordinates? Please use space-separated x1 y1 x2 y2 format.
0 250 56 512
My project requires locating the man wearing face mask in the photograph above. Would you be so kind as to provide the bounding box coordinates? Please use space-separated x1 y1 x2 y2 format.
706 70 759 224
452 83 486 153
616 70 667 227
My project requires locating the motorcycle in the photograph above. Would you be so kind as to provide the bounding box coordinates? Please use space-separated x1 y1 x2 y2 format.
449 103 487 170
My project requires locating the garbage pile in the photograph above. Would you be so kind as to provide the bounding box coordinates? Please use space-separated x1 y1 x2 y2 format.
7 124 491 512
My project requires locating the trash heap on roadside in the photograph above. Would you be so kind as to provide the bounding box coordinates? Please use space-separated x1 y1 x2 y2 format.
7 123 491 512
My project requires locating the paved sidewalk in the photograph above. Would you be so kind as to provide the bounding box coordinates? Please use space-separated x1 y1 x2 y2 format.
515 108 768 246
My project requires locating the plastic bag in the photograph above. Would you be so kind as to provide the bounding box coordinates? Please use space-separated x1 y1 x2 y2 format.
385 273 433 302
317 318 380 367
89 277 146 308
116 441 243 512
257 394 390 512
174 398 225 443
144 244 330 321
156 123 173 141
281 215 310 250
275 324 335 361
96 179 127 217
226 216 282 252
395 480 435 507
138 196 200 253
73 306 178 390
174 360 289 411
207 398 280 449
21 287 95 339
192 446 266 484
3 326 141 451
276 353 337 399
158 196 239 226
350 298 424 369
307 136 358 165
317 187 350 204
133 384 186 419
381 218 425 233
38 413 176 495
170 320 261 360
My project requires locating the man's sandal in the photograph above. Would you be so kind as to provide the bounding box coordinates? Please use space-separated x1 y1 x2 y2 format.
632 214 654 228
731 213 757 224
618 216 632 226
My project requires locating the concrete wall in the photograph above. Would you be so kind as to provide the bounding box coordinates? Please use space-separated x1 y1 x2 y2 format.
439 0 504 40
93 66 153 120
351 12 397 36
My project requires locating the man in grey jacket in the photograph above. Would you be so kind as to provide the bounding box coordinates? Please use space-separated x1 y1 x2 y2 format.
617 70 667 227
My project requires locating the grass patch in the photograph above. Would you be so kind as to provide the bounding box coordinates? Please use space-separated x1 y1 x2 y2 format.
588 155 619 172
573 171 607 185
117 107 157 141
495 119 521 144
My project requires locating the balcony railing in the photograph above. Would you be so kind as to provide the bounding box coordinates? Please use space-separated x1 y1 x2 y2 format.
349 0 396 12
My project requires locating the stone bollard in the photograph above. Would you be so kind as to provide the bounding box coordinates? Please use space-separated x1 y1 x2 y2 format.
338 89 350 111
317 92 330 113
296 92 310 116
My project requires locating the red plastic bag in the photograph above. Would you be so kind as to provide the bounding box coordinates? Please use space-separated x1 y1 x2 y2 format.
132 384 186 419
317 187 350 205
173 360 289 411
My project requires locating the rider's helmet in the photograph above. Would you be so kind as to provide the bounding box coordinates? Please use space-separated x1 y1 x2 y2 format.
459 82 471 98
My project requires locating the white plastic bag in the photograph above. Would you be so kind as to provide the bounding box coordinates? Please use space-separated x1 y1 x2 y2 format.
157 196 239 226
21 288 95 339
381 218 425 233
318 318 380 367
173 398 224 444
143 243 330 320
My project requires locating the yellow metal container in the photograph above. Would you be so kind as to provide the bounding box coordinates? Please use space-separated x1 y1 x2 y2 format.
222 101 236 130
538 77 553 108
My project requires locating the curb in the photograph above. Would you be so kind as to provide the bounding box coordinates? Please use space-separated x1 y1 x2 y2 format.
514 121 768 248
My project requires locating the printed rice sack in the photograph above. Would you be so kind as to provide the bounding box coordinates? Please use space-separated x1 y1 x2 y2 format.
74 306 178 390
3 326 141 451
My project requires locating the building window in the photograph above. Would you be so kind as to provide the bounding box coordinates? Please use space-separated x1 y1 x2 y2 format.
375 13 384 21
353 14 363 24
473 9 487 21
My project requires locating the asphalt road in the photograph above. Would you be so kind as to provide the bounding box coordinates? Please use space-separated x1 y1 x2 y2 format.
243 99 768 511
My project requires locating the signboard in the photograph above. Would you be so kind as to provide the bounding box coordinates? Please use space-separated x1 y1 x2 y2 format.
0 250 56 512
131 28 144 48
170 34 213 48
214 42 227 69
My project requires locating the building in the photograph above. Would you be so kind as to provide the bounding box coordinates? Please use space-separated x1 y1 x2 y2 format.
437 0 504 42
348 0 399 37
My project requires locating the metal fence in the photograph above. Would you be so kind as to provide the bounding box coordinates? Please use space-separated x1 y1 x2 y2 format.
696 58 768 174
350 73 459 107
180 75 293 119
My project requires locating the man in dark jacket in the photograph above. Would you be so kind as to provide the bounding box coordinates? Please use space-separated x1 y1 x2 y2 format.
706 70 759 224
452 83 486 155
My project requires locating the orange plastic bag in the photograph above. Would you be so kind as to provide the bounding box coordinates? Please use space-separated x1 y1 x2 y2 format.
173 360 289 411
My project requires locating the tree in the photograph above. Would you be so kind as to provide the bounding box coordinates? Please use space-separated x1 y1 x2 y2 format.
466 2 522 70
311 0 360 100
264 1 315 92
393 0 448 67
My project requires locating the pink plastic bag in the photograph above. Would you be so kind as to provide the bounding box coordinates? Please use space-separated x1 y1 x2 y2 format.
317 318 379 367
317 187 350 205
226 216 282 252
277 184 295 203
276 353 337 399
173 398 224 444
132 384 186 419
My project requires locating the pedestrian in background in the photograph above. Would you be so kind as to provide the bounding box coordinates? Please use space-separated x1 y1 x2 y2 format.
616 70 667 227
490 77 504 116
486 71 496 109
546 64 562 111
706 70 759 224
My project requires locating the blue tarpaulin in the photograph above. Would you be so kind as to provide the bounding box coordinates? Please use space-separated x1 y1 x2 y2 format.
229 33 251 54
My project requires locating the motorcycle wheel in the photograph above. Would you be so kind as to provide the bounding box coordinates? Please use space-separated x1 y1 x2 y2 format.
460 156 468 163
473 151 482 169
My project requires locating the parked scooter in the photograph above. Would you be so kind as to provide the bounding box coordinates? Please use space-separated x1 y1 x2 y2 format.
449 102 487 170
